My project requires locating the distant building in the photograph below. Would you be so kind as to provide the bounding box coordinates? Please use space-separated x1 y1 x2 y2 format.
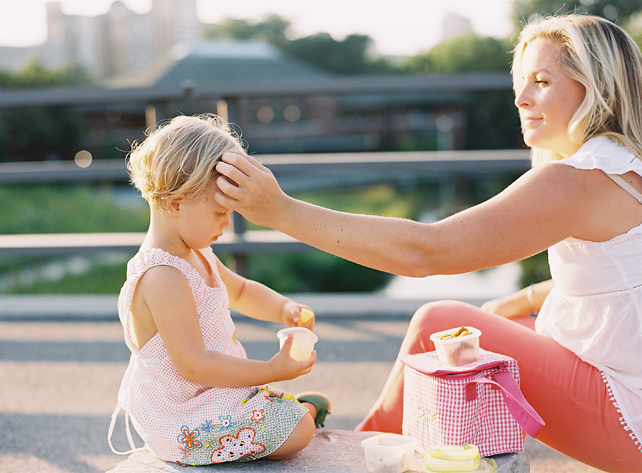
0 3 484 158
83 39 469 157
442 13 473 41
0 0 202 78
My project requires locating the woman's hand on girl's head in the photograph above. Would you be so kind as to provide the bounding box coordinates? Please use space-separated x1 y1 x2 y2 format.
214 152 288 228
268 335 316 381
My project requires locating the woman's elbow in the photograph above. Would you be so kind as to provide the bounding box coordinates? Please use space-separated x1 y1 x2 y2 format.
395 248 438 278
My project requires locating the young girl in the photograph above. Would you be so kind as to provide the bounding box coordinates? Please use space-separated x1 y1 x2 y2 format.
108 114 330 466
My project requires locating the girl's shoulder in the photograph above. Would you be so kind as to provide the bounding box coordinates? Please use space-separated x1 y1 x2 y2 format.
128 248 193 276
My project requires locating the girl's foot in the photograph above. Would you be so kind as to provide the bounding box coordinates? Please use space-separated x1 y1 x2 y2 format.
296 392 331 428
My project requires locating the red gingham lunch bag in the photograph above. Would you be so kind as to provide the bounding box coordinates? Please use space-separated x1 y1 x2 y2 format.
401 349 544 457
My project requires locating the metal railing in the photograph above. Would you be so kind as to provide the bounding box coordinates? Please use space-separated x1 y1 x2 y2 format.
0 149 531 260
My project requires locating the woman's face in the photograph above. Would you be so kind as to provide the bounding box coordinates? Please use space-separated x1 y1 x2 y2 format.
514 37 586 158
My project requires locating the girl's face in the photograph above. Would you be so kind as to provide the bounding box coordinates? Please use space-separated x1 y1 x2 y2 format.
514 37 586 158
174 179 232 250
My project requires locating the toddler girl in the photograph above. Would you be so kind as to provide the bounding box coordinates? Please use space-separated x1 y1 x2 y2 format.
108 114 330 465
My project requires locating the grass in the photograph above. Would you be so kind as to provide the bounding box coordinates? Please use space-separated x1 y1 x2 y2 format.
0 174 546 294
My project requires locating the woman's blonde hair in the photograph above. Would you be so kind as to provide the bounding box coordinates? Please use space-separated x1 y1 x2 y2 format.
127 114 243 209
512 14 642 165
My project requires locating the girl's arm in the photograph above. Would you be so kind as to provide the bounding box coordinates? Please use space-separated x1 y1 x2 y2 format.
215 257 314 328
134 265 314 388
215 153 603 277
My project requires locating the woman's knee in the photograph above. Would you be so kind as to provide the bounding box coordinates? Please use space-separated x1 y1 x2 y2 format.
410 300 478 335
265 413 314 460
402 300 476 354
412 300 475 325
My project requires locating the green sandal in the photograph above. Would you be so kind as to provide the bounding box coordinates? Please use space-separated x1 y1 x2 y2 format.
296 392 331 428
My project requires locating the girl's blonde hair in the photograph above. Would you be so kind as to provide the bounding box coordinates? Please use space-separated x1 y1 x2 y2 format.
127 114 243 209
512 14 642 165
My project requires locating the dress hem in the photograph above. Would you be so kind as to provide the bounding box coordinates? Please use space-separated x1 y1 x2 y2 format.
600 372 642 454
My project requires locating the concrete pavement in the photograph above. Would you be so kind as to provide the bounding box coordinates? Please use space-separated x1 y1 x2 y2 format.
0 296 603 472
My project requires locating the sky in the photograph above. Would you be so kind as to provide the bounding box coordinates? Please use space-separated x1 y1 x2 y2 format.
0 0 515 56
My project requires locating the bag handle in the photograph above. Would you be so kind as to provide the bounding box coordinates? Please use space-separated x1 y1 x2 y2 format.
465 370 545 438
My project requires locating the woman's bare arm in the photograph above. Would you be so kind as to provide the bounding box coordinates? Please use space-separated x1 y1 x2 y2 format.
214 153 604 277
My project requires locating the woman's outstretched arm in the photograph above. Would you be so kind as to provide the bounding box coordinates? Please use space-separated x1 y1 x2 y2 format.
215 152 594 278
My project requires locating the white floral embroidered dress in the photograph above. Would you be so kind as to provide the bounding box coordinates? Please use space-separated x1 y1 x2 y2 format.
109 247 306 465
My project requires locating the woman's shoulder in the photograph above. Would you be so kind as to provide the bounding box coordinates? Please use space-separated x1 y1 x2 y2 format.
526 160 605 194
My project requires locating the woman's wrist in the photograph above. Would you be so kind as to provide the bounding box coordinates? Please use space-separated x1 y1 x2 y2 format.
526 284 536 306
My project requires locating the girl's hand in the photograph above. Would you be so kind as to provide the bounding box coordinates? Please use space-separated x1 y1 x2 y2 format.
214 152 289 228
268 335 316 381
283 301 315 330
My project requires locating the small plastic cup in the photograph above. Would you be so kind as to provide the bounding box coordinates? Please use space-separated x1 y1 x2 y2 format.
361 433 417 473
429 326 481 366
277 327 318 361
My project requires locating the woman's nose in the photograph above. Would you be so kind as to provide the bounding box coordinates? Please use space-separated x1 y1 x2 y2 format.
514 86 531 109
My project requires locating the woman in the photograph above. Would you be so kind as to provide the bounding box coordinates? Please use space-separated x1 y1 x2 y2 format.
215 15 642 472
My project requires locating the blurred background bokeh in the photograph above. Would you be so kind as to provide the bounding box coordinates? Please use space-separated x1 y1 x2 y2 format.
1 0 640 298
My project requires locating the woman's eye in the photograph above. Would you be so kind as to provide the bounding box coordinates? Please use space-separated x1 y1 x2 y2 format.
217 212 227 217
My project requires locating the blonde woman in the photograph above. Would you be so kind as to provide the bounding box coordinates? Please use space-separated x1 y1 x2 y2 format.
216 15 642 472
108 115 330 465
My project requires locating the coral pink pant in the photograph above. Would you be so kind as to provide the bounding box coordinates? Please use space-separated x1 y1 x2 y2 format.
355 301 642 473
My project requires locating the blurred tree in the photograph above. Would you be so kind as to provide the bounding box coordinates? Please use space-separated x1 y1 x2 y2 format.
513 0 642 28
203 14 291 47
202 15 395 74
0 59 91 161
284 32 395 74
403 34 522 150
402 34 513 73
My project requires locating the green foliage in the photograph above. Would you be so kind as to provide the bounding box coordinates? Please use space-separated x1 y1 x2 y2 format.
202 15 395 74
0 183 148 294
465 91 523 150
518 251 551 287
203 15 291 47
513 0 642 28
1 256 130 294
0 184 149 234
284 33 395 74
402 34 513 74
0 59 92 162
399 34 522 151
0 106 87 161
247 252 391 293
241 184 417 293
0 59 92 88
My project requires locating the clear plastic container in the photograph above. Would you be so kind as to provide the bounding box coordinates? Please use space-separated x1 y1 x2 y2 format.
277 327 318 361
361 433 417 473
429 327 481 366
